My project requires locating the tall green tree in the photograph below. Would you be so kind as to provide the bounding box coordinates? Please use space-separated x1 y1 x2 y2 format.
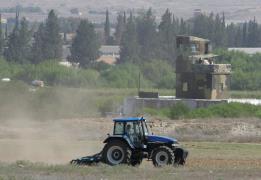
114 12 126 45
158 9 176 62
43 10 63 59
136 8 160 61
31 23 45 63
179 18 190 35
4 12 31 63
70 20 100 68
192 13 208 38
213 14 226 47
0 14 4 56
242 22 248 46
4 12 20 62
104 9 111 45
247 18 260 47
31 10 62 63
226 23 237 46
17 18 31 62
119 13 140 64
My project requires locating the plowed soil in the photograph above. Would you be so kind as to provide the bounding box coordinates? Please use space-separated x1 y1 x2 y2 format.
0 117 260 179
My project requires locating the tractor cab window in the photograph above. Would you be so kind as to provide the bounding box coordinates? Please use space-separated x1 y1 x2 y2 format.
125 122 134 136
125 122 144 147
142 121 149 136
114 122 124 135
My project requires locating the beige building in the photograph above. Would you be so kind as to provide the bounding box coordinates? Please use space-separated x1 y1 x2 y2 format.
176 35 231 99
97 45 120 65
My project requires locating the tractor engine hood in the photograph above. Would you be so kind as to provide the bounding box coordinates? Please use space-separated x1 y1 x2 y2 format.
147 135 178 144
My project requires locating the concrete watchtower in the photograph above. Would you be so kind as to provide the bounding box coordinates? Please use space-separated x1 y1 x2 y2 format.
176 35 231 99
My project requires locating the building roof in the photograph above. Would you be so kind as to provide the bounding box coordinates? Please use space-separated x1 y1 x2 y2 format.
228 48 261 55
190 54 218 59
113 117 145 122
99 45 120 54
176 35 210 42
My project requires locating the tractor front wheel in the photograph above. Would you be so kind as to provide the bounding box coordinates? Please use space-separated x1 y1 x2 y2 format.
102 140 131 166
152 146 174 167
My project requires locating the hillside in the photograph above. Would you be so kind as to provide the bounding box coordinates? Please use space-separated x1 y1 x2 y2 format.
1 0 261 23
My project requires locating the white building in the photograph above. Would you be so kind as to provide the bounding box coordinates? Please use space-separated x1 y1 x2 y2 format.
97 45 120 65
228 48 261 55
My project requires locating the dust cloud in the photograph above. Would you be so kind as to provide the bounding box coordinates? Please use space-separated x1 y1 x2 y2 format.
0 117 112 164
0 85 117 164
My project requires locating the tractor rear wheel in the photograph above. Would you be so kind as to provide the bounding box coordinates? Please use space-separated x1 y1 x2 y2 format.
152 146 174 167
102 140 131 166
130 151 143 166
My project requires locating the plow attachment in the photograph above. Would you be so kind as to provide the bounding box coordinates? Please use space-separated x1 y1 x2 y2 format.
70 152 103 165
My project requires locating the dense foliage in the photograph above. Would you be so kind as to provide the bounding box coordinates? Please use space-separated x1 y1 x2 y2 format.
1 8 261 90
215 49 261 90
1 48 261 90
4 15 31 64
70 20 100 68
0 58 172 89
145 102 261 120
31 10 63 63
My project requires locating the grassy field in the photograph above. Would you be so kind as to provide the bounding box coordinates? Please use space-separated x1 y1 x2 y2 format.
0 142 260 180
0 82 176 119
0 81 260 120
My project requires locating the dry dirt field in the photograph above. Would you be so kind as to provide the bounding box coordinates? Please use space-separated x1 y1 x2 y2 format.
0 117 260 179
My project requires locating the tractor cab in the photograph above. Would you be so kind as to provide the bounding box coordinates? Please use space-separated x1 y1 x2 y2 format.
112 117 178 148
113 117 149 148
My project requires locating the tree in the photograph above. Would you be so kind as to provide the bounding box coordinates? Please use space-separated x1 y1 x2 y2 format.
43 10 63 59
70 20 100 68
31 10 62 63
158 9 176 62
226 23 237 47
104 9 112 45
119 13 140 64
4 12 31 63
136 8 160 61
17 18 32 62
114 12 126 45
179 18 190 35
247 18 260 47
31 23 45 63
212 14 226 47
242 22 247 46
0 14 4 56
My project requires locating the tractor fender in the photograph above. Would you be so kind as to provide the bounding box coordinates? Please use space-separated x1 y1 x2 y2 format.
103 135 135 149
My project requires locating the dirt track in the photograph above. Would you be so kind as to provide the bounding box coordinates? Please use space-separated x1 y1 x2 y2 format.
0 117 261 179
0 117 260 164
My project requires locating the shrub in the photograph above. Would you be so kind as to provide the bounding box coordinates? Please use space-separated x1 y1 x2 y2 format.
255 110 261 119
216 49 261 90
141 59 176 89
16 60 100 87
169 102 190 119
101 63 151 88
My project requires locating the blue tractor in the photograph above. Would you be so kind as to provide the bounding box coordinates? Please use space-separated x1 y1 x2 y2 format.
71 117 188 167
